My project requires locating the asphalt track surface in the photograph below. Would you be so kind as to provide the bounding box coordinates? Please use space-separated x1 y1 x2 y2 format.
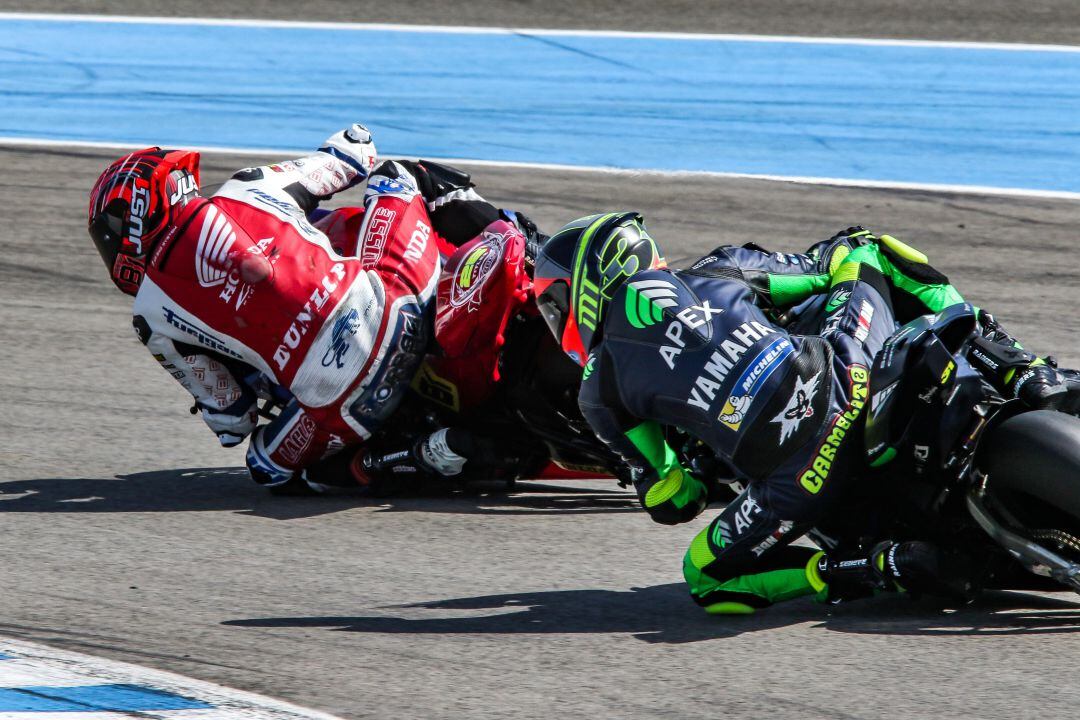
3 5 1080 720
3 0 1080 45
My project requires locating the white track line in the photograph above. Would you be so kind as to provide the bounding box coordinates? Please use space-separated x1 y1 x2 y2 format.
0 12 1078 53
0 637 344 720
5 136 1079 202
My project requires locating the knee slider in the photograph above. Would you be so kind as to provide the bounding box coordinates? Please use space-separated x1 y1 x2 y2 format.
682 525 757 616
704 601 756 615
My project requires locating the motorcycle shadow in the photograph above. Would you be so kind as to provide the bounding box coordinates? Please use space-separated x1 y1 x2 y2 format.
0 468 637 520
222 584 1080 644
821 590 1080 637
368 480 639 516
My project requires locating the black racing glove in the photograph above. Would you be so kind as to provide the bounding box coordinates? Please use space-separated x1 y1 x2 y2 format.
968 311 1068 409
401 159 501 246
804 226 878 275
501 209 549 263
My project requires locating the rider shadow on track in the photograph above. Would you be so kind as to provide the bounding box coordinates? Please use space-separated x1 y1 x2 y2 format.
223 585 1080 644
0 468 637 521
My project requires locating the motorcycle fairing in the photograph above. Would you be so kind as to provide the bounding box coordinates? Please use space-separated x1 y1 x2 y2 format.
865 303 980 471
429 220 533 407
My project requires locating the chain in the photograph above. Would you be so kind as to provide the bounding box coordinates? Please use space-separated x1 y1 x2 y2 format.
1031 529 1080 554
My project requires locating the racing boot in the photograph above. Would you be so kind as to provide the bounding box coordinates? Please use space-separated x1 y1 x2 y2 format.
810 541 978 604
806 544 890 604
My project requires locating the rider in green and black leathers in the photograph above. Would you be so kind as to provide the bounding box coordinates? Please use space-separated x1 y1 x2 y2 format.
533 213 1072 613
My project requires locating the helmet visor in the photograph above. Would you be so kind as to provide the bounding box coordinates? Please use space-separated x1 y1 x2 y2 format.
536 279 571 344
89 208 126 270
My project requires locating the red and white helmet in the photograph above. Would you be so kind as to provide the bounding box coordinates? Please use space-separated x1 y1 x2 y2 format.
88 148 201 295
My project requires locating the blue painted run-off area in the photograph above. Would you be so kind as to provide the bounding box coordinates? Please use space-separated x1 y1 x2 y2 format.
0 683 212 712
1 18 1079 191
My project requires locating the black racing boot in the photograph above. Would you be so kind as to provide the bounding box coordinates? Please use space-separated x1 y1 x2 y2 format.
811 547 886 604
871 541 979 602
814 541 978 604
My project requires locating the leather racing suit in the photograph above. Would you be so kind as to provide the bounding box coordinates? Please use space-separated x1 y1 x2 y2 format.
578 229 976 611
132 144 501 488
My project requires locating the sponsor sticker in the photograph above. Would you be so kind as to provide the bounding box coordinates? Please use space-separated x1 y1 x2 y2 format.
321 308 361 369
411 363 460 411
161 306 243 359
751 520 795 557
195 204 236 287
624 278 678 328
686 321 778 412
825 288 851 312
717 336 793 431
798 364 868 494
273 262 347 371
771 371 823 444
854 300 874 343
870 380 898 415
361 206 396 266
449 233 504 309
278 413 317 466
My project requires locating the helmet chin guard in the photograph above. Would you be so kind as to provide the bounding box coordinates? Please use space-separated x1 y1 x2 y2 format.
534 212 665 365
88 147 201 295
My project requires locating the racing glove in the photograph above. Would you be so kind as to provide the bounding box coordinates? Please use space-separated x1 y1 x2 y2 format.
968 311 1068 409
505 210 549 264
318 123 378 184
806 226 879 276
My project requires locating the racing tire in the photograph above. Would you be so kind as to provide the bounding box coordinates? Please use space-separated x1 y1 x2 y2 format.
978 410 1080 544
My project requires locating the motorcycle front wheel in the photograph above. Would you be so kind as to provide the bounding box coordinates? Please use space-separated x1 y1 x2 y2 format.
978 410 1080 563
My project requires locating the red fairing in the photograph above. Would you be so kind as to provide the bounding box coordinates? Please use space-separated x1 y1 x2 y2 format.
430 220 532 407
316 206 458 263
532 462 611 480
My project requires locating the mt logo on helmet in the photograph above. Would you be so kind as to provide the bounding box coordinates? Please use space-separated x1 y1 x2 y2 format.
533 212 665 366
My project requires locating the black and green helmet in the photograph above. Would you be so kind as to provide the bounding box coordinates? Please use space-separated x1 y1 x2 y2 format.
533 212 665 366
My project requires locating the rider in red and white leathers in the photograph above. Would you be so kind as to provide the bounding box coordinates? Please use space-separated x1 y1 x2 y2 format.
92 126 510 490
